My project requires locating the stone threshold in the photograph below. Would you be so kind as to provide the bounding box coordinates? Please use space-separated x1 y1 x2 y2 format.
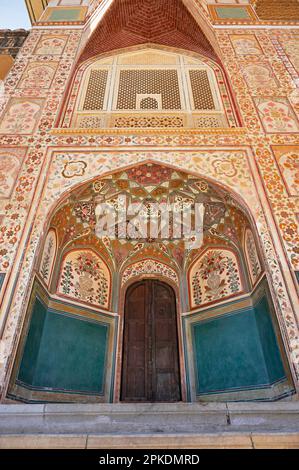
0 402 298 448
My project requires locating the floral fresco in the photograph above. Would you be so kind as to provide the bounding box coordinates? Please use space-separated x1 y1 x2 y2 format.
230 34 262 55
242 64 277 91
34 35 68 55
0 99 43 134
272 145 299 196
18 63 57 89
244 229 262 286
57 249 110 309
190 249 243 308
256 98 299 133
121 259 178 287
39 229 57 287
0 152 22 198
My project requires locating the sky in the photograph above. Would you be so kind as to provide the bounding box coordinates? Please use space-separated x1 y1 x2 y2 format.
0 0 31 30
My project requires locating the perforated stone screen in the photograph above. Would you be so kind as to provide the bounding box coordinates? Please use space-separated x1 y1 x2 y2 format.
189 70 215 110
116 70 181 110
83 70 108 111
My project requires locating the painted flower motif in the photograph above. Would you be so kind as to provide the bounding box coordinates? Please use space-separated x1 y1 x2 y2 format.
20 65 55 89
258 100 299 133
0 101 41 134
127 164 171 185
233 38 261 55
74 202 95 224
212 160 237 177
242 64 275 90
62 160 87 178
59 251 109 307
121 259 178 286
0 155 18 173
278 152 299 196
280 223 298 242
191 250 241 306
194 181 208 192
36 37 66 55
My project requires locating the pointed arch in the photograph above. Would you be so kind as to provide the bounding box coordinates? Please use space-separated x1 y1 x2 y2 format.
121 259 179 289
8 160 295 403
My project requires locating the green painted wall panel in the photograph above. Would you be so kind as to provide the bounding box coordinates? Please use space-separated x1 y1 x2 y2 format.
18 297 47 385
18 298 109 395
33 311 108 394
192 295 287 396
0 273 5 292
192 309 268 394
216 7 250 19
48 9 81 21
254 296 285 383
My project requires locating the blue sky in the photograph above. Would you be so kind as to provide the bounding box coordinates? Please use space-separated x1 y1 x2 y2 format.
0 0 31 30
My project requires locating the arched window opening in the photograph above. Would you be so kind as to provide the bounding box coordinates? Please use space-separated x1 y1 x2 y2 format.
60 48 238 129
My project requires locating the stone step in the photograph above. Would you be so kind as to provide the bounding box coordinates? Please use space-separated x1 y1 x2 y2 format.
0 402 298 438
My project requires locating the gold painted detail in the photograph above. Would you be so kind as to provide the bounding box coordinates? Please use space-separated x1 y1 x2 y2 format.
51 127 247 136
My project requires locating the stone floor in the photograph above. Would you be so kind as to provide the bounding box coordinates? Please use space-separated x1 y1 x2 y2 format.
0 402 298 448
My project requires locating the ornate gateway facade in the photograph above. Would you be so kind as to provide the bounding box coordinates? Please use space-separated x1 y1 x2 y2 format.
0 0 298 407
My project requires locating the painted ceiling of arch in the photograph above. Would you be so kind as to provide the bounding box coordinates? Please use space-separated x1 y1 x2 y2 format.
50 163 252 274
79 0 217 64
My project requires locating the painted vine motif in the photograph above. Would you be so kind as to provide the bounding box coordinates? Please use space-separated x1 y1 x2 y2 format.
39 229 56 286
190 249 242 308
244 229 262 285
58 250 110 309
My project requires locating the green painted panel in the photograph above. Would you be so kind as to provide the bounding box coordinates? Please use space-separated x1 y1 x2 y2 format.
192 309 268 394
48 9 81 21
254 296 286 383
0 273 5 292
33 311 108 394
18 297 47 385
216 7 251 19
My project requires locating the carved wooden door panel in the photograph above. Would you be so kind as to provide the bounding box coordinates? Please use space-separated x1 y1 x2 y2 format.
121 280 181 402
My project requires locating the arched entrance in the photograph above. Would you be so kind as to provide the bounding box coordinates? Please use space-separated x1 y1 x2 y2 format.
6 162 295 403
121 279 181 402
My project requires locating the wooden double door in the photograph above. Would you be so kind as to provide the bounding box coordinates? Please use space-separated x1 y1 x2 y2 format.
121 279 181 402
